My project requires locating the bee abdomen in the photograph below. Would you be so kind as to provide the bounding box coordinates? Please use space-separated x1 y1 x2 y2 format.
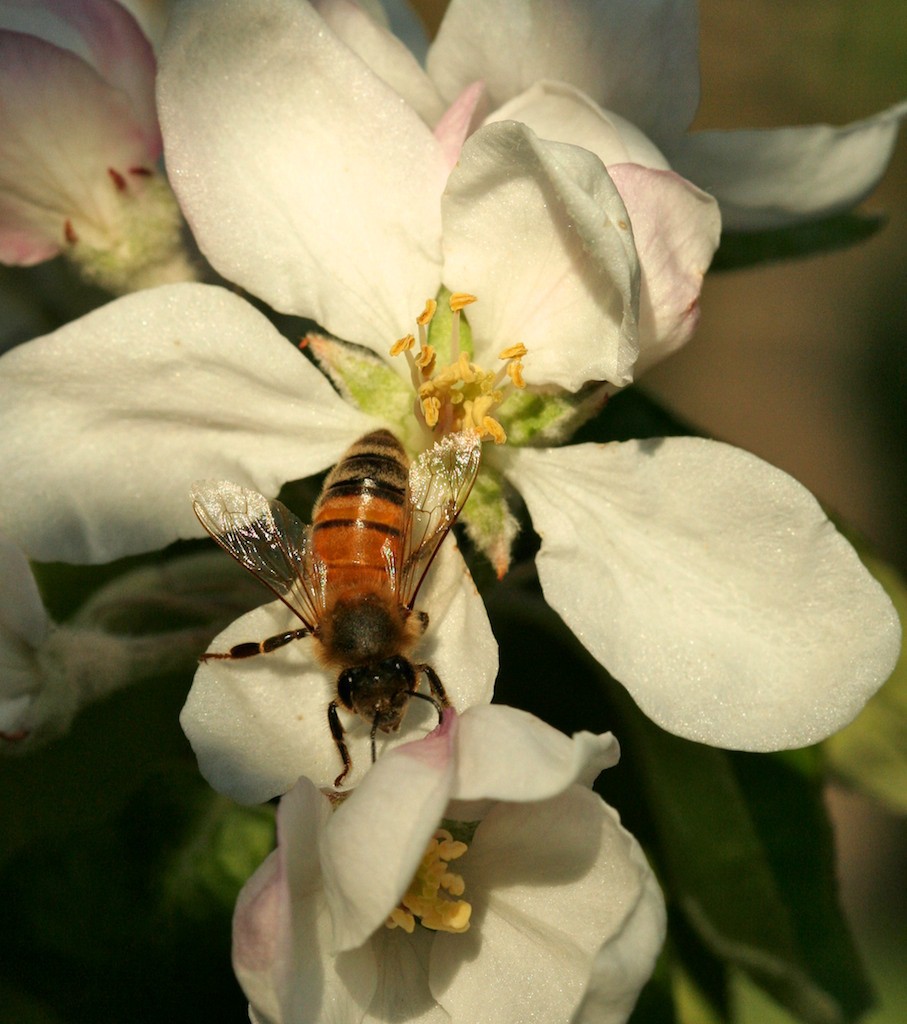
313 430 409 585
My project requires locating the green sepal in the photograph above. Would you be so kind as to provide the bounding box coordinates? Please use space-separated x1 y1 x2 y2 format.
824 554 907 814
711 212 885 272
499 381 609 447
306 332 413 425
460 466 519 577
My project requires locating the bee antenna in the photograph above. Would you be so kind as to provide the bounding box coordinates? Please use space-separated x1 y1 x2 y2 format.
370 716 380 764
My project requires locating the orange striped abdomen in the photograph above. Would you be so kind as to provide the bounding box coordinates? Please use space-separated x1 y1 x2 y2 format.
312 430 409 594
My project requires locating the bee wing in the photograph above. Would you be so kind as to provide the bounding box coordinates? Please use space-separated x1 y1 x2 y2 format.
398 431 482 608
190 480 325 628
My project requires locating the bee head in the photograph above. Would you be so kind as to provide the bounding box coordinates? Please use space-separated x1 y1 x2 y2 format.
338 655 417 732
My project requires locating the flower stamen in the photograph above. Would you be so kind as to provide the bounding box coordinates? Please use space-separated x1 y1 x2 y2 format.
391 295 527 444
386 828 472 934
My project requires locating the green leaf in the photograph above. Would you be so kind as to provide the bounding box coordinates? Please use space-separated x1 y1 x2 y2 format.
608 692 873 1024
711 213 885 272
824 556 907 814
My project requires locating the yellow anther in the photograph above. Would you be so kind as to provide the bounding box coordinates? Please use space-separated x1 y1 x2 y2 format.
390 333 415 356
498 342 527 360
449 292 477 312
415 344 436 371
385 828 472 935
422 395 441 428
417 298 438 326
388 907 416 933
506 359 525 389
482 416 507 445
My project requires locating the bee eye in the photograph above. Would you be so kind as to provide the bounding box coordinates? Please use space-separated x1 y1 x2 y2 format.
337 669 355 708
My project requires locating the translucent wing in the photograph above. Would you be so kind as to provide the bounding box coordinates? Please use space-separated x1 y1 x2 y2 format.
398 431 482 608
190 480 326 628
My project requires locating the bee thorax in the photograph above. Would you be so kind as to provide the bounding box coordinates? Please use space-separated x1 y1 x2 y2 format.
321 592 408 665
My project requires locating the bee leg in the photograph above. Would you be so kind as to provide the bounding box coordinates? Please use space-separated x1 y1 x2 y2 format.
201 627 311 662
328 700 353 788
416 663 451 707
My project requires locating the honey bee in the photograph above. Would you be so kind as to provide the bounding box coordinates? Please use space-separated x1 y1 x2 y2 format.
191 429 481 787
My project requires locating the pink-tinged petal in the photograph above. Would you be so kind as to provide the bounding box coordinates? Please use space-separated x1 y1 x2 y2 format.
431 786 664 1023
670 101 907 230
428 0 699 146
234 779 376 1024
443 121 639 391
0 31 157 264
0 283 374 562
180 541 495 803
0 0 159 151
313 0 446 125
435 81 487 170
451 704 619 803
0 0 157 123
504 439 901 750
486 80 670 170
609 164 720 373
158 0 448 352
320 712 458 952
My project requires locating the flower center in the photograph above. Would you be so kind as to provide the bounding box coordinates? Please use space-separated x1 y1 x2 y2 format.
385 828 472 934
390 294 526 444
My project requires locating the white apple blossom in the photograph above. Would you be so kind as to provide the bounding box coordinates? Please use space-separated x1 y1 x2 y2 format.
0 0 900 777
233 705 665 1024
0 0 196 291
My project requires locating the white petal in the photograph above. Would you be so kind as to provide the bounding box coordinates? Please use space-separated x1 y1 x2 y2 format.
573 856 666 1024
233 779 377 1024
608 164 720 373
313 0 446 125
321 711 457 952
427 0 699 145
451 704 619 803
180 539 496 803
363 929 447 1024
670 101 907 230
442 121 639 390
0 283 373 562
431 786 664 1023
158 0 448 350
485 81 670 170
180 600 339 805
504 439 901 750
